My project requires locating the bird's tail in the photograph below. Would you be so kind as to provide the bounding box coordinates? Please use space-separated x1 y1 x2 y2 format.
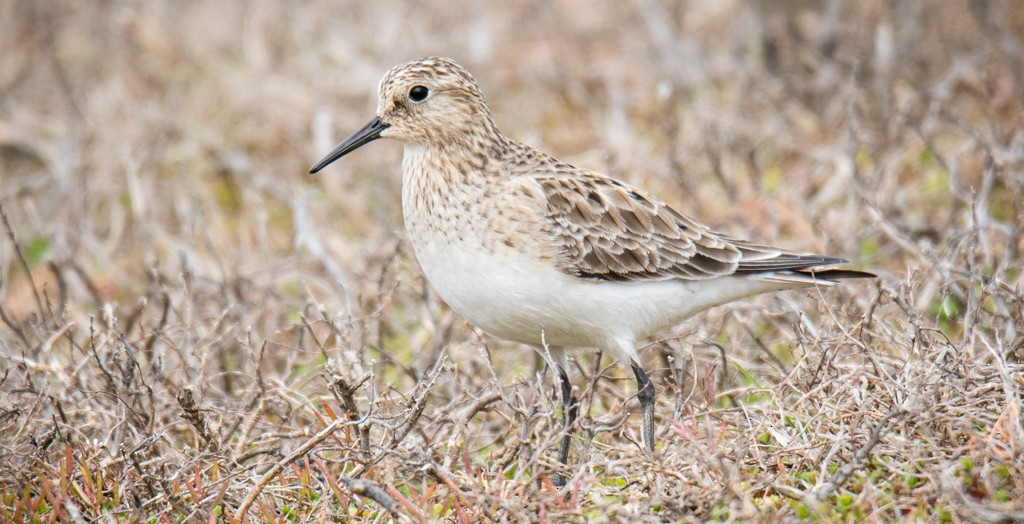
754 268 877 286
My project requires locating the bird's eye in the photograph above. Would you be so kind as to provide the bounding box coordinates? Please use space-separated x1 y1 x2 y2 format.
409 85 429 102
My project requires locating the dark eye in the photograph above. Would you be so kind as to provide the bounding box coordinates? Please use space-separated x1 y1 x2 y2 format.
409 85 429 102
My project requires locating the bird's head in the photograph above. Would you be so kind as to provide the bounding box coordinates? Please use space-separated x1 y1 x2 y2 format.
310 57 496 174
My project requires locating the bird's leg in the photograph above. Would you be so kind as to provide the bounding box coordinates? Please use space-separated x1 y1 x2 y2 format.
630 359 656 452
552 367 578 487
557 367 579 464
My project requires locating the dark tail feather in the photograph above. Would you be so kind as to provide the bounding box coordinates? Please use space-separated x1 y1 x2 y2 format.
733 248 876 284
753 267 877 286
798 268 877 282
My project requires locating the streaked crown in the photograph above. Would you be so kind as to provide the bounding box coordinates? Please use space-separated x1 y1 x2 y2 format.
376 57 500 146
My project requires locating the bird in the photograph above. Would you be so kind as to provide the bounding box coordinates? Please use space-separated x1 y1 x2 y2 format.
310 56 874 471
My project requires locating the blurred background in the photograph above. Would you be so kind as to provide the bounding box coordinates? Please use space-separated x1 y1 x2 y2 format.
1 0 1022 520
3 0 1020 320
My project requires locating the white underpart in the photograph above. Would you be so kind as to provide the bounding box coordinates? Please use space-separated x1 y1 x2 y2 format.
412 244 827 364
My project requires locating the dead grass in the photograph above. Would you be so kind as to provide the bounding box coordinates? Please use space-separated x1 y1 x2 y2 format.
1 0 1023 522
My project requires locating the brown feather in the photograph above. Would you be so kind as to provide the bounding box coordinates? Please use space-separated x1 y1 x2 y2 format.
534 170 871 283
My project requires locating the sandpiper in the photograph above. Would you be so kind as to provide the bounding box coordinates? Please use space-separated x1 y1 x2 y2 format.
311 57 874 467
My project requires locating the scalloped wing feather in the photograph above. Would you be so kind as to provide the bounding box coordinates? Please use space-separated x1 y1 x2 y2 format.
535 171 859 283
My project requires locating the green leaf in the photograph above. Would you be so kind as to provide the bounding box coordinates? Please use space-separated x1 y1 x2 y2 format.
25 237 51 267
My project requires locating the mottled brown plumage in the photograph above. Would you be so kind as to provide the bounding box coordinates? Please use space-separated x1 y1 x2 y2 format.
310 57 875 470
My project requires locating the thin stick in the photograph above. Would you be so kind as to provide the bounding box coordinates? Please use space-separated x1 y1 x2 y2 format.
1 204 45 320
233 417 351 520
812 408 905 501
338 476 409 522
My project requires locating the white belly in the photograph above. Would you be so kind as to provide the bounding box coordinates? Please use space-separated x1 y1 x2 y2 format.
410 240 808 362
412 242 693 352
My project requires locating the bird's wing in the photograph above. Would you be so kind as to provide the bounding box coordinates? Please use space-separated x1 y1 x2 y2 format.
533 171 847 283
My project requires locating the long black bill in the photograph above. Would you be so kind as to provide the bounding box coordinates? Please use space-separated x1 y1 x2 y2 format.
309 116 389 174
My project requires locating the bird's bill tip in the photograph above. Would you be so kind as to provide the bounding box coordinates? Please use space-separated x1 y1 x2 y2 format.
309 116 389 174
